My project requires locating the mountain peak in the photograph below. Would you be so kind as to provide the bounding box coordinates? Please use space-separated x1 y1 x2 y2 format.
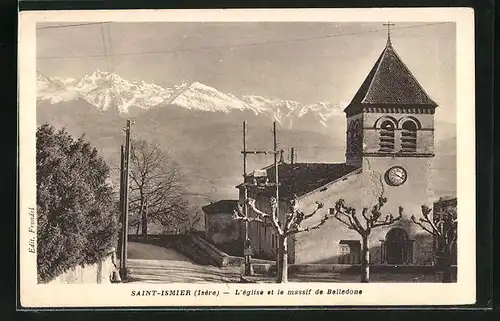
167 81 248 113
189 81 215 91
73 71 173 114
80 70 129 86
36 69 343 127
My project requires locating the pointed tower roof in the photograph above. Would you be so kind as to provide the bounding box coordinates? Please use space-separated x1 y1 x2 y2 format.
344 38 438 115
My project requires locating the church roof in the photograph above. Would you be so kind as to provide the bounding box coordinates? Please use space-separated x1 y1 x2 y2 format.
345 38 437 114
241 163 360 200
202 200 239 214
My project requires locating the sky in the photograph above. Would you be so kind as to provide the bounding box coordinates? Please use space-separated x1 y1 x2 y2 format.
37 22 456 123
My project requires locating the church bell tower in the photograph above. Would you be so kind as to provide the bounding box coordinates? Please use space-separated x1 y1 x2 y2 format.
343 27 438 205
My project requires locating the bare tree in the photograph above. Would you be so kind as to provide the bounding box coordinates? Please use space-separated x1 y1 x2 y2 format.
183 210 203 234
128 139 187 238
233 195 327 283
331 196 403 283
162 208 203 235
411 204 457 283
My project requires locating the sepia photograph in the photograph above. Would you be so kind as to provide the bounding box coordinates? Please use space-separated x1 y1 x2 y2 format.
19 9 475 307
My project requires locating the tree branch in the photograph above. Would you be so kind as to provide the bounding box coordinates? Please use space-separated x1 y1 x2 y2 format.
420 205 443 237
286 201 324 232
303 202 324 220
333 199 364 232
268 197 283 235
290 213 331 235
247 198 272 220
410 215 435 235
448 231 457 253
335 208 359 231
332 213 355 230
361 207 369 223
371 206 403 228
350 208 365 231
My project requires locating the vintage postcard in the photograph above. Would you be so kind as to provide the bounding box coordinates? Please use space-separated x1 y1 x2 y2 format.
19 8 475 308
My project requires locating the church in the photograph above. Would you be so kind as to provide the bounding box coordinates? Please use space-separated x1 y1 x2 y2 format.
238 33 447 265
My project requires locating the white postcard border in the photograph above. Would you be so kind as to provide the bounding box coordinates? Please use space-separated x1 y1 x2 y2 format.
19 8 476 308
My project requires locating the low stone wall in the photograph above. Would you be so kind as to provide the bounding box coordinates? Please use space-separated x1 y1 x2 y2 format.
48 248 119 284
226 256 274 267
251 263 458 276
191 235 274 267
127 234 181 247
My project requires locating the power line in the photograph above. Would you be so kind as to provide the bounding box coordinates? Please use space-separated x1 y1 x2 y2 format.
36 22 111 30
100 22 109 72
107 22 113 71
37 22 450 60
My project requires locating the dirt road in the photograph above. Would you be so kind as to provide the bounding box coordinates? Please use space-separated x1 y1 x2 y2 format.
125 242 240 283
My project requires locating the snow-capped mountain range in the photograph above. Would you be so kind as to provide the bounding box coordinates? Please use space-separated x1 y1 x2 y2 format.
37 70 343 127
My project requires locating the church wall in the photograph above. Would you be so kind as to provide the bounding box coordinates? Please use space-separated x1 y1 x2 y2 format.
416 129 435 154
241 157 436 265
292 157 435 265
361 156 435 264
292 172 363 264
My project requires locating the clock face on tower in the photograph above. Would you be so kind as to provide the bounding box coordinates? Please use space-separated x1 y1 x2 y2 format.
385 166 408 186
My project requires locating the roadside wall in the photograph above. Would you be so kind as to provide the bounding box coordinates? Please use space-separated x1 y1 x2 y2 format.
47 248 118 284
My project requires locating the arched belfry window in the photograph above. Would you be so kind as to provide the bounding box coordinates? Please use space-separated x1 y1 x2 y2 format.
347 119 362 156
379 120 396 152
401 121 417 152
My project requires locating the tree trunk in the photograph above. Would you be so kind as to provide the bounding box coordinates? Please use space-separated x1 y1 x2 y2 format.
441 250 453 283
276 242 281 278
141 210 148 240
277 235 288 283
361 235 370 283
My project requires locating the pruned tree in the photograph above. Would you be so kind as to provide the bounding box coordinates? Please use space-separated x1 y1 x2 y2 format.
128 139 187 238
331 196 403 283
233 195 327 283
411 204 457 283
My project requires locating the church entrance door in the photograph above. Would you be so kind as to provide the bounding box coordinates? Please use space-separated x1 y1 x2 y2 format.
385 228 409 265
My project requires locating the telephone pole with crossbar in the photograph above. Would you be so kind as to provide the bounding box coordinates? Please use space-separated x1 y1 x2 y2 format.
240 121 281 276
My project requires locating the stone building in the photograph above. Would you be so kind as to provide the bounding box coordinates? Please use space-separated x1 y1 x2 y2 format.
239 35 451 265
202 200 244 255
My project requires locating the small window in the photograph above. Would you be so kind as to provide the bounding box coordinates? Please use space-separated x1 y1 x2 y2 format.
338 244 350 264
338 240 361 264
401 121 417 152
340 244 350 254
379 120 395 152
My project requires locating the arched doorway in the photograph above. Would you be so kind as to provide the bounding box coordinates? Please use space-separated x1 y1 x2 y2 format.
385 228 409 264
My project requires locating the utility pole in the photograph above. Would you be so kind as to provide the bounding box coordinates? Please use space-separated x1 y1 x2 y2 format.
290 147 296 164
118 144 124 266
120 119 133 279
272 122 281 274
240 121 280 277
242 121 250 276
